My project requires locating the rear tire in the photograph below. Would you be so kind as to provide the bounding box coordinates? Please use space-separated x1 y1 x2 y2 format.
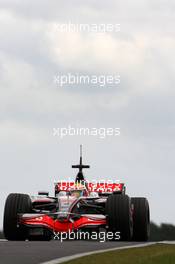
3 193 32 241
106 194 133 241
131 197 150 241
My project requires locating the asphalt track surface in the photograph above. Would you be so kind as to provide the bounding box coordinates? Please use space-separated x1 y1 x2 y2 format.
0 240 141 264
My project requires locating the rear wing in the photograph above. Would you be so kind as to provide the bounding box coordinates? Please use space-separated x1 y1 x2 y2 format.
88 182 125 194
55 181 126 195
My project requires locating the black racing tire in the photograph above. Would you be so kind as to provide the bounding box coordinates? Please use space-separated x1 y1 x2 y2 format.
3 193 32 241
131 197 150 241
28 228 52 241
106 194 133 241
28 234 52 241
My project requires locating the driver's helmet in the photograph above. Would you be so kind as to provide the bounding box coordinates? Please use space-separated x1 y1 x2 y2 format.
70 189 84 198
69 183 87 198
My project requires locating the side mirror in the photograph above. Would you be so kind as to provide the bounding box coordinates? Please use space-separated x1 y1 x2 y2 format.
38 191 49 196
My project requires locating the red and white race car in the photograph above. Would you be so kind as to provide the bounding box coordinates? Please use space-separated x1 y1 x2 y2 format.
3 146 150 241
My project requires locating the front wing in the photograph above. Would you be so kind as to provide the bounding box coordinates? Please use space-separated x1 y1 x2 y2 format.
19 213 106 233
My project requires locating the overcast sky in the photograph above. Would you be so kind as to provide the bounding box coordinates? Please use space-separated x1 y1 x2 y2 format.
0 0 175 228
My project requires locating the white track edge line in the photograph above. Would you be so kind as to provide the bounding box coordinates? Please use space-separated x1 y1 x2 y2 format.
40 242 157 264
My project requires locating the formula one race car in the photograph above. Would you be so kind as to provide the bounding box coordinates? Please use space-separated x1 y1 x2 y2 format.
3 146 150 241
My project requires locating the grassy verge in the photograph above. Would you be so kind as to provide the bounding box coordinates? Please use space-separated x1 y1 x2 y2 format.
63 244 175 264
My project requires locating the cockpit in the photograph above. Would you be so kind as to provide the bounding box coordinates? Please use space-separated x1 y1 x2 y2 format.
69 189 84 198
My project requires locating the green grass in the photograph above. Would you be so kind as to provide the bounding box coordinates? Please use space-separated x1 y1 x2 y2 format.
63 245 175 264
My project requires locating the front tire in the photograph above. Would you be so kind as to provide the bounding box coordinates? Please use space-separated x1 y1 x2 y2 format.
106 194 133 241
3 193 32 240
131 197 150 241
